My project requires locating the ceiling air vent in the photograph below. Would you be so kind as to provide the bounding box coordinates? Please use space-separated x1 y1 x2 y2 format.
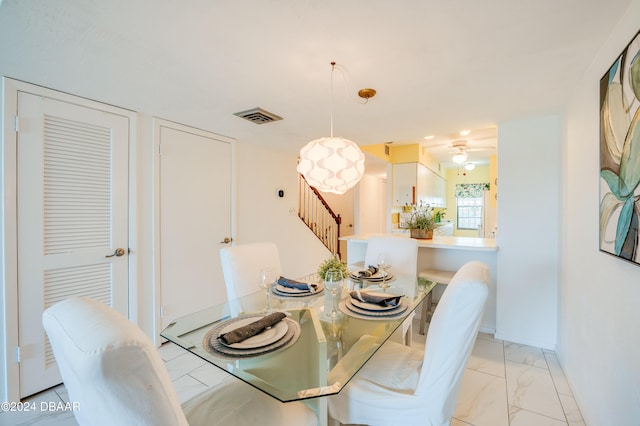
233 107 283 124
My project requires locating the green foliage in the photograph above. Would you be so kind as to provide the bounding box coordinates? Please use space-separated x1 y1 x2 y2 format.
405 204 436 230
317 255 348 280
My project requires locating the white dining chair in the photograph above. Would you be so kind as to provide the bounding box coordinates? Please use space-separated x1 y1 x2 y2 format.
220 241 283 300
42 296 317 426
363 236 419 345
328 261 490 426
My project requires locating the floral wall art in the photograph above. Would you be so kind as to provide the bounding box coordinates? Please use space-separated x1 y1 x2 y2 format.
600 29 640 265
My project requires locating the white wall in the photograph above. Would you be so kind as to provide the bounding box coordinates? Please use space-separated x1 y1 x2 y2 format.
561 1 640 424
356 173 386 234
234 141 331 279
496 114 560 349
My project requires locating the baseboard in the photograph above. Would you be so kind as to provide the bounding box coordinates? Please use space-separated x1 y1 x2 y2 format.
494 332 556 351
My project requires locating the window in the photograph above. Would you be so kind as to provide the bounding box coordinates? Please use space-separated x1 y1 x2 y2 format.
457 197 483 230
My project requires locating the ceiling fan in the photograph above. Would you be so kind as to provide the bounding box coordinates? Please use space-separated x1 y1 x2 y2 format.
446 140 495 164
419 127 497 167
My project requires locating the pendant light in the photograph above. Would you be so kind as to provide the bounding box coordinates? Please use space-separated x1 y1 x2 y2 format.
297 62 366 195
452 149 468 164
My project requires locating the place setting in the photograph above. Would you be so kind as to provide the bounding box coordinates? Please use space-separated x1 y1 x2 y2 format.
203 311 301 358
348 253 395 290
339 288 409 320
271 276 324 298
348 266 395 283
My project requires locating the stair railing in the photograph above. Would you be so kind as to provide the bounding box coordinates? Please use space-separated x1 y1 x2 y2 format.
298 175 341 257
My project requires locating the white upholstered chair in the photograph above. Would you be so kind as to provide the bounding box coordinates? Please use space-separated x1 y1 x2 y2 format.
363 236 419 345
220 241 282 300
42 296 317 426
328 261 490 426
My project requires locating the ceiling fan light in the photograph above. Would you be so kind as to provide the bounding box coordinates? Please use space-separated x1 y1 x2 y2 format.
297 136 365 194
452 151 467 164
464 162 475 170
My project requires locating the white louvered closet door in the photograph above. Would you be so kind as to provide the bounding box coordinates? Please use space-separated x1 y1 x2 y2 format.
17 92 130 397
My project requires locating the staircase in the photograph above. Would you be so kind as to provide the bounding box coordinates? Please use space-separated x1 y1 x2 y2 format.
298 175 342 258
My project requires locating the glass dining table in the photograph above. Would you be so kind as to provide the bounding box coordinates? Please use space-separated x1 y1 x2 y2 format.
161 271 434 425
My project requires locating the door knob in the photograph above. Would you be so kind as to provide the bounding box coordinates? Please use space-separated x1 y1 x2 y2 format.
105 248 126 258
220 237 233 244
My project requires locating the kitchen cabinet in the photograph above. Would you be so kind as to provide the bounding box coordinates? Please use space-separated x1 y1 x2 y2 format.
393 163 446 207
433 221 453 236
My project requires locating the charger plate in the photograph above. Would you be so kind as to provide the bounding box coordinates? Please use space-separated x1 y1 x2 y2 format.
339 298 409 320
272 282 324 298
203 314 300 358
348 271 395 283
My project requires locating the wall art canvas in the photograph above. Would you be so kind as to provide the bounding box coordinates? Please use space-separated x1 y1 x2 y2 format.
600 29 640 265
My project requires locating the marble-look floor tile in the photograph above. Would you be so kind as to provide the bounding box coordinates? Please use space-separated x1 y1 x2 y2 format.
188 363 234 388
164 352 208 381
509 405 567 426
506 360 565 421
558 393 584 424
477 331 502 343
52 385 70 405
545 352 573 396
172 374 210 404
467 337 505 378
454 369 509 426
158 341 190 362
451 418 474 426
0 389 78 426
504 342 548 369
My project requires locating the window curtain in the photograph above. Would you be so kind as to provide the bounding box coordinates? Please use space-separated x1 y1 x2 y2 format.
455 183 490 198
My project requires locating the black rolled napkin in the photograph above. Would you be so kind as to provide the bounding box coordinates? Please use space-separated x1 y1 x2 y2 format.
217 312 287 345
350 291 402 307
357 265 379 278
277 277 316 292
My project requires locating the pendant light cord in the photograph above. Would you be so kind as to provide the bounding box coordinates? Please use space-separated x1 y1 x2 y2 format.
330 61 335 138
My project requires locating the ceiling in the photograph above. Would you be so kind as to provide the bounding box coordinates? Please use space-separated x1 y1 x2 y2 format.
0 0 631 170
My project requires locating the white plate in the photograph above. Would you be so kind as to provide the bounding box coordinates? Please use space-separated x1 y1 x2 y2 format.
218 316 288 349
351 297 401 311
272 282 324 298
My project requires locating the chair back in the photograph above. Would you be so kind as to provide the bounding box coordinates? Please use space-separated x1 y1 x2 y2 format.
364 236 418 275
220 242 282 300
42 297 188 426
417 261 490 424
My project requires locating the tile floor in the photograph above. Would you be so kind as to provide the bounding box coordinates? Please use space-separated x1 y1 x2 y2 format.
0 319 585 426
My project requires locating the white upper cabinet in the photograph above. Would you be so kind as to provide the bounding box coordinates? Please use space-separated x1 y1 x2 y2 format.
392 163 417 206
393 163 446 207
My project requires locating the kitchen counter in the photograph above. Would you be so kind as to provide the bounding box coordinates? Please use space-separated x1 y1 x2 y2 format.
340 233 498 333
341 233 498 252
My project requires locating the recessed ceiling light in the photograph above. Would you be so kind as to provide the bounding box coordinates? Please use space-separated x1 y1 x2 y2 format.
423 135 435 140
460 130 471 136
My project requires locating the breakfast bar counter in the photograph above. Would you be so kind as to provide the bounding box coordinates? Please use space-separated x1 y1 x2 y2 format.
340 233 498 333
341 233 498 252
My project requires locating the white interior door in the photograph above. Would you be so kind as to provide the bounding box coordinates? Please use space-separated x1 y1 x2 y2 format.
158 122 233 329
17 91 130 397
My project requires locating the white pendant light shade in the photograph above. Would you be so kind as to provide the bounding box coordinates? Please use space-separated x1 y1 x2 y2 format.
452 151 467 164
297 136 365 194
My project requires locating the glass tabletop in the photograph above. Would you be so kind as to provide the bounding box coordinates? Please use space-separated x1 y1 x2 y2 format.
160 272 427 402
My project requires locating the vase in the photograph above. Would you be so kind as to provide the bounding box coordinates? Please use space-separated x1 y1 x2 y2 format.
410 228 433 239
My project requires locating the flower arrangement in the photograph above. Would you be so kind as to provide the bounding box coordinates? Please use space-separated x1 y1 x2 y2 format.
317 254 348 280
404 204 436 239
405 204 436 231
